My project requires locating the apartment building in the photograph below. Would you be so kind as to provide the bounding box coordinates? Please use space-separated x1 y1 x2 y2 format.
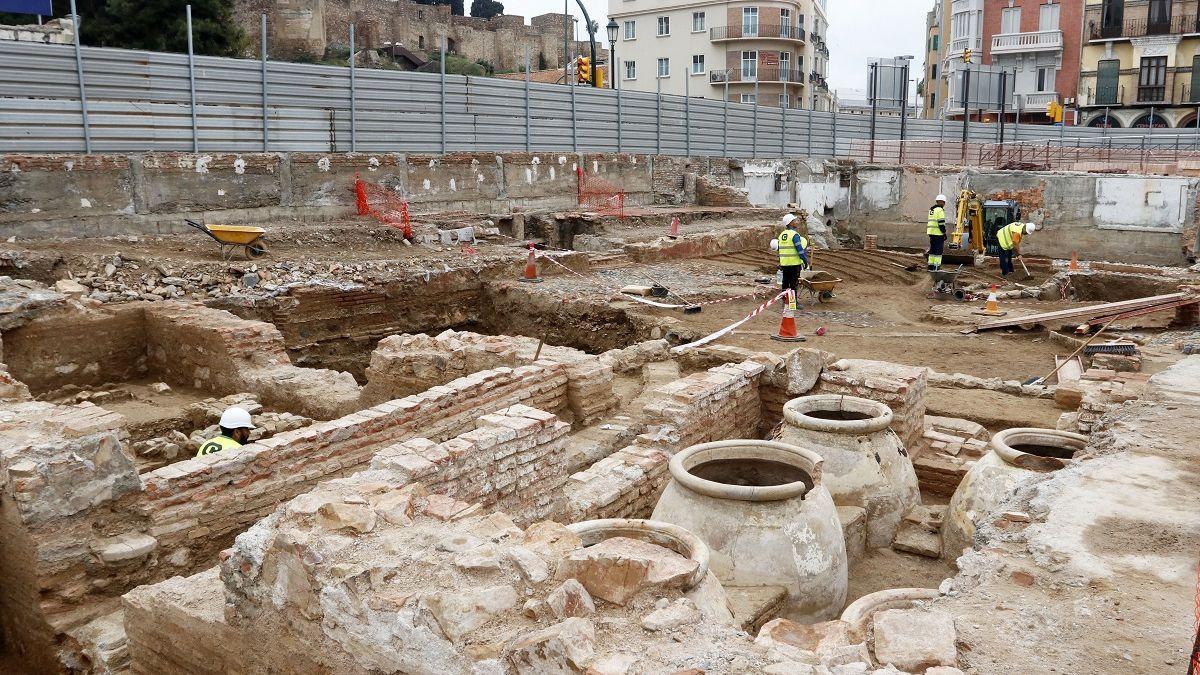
982 0 1084 124
944 0 985 116
924 0 949 117
607 0 834 110
1078 0 1200 127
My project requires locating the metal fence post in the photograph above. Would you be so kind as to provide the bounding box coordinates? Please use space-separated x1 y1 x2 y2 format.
831 111 837 157
261 14 269 151
753 79 759 159
616 64 623 153
655 74 661 155
684 67 691 157
723 80 729 156
524 46 531 153
186 5 199 152
349 23 357 153
69 0 91 153
440 35 447 154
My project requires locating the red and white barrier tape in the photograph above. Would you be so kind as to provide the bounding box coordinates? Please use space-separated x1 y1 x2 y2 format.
670 290 792 354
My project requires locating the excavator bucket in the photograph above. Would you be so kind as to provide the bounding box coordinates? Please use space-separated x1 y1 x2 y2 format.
941 247 977 266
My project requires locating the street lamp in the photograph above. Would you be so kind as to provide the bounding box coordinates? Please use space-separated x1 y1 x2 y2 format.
606 19 619 89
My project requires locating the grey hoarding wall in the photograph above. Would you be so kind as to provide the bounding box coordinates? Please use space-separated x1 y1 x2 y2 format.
3 41 1200 156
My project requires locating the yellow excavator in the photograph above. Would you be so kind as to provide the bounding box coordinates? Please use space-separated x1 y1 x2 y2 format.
944 189 1021 265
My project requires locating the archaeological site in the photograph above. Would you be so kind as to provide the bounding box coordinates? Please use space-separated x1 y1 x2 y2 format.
0 147 1195 675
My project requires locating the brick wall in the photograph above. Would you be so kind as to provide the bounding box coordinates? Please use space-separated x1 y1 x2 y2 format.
622 223 774 263
3 304 148 394
816 359 928 451
565 360 765 521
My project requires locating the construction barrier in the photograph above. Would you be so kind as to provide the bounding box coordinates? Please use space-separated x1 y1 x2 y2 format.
355 175 413 239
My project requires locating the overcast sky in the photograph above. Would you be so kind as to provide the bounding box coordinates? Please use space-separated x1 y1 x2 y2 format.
500 0 931 94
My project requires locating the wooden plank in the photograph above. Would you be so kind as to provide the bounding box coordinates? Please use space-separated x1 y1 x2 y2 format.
1053 356 1083 384
968 292 1194 332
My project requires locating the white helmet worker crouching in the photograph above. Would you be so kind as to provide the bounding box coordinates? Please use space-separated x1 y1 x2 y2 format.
1024 222 1038 235
198 407 255 457
219 407 254 430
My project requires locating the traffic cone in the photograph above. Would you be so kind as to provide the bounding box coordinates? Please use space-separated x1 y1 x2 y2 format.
1069 252 1080 272
771 294 806 342
668 216 681 238
973 284 1007 316
519 243 543 283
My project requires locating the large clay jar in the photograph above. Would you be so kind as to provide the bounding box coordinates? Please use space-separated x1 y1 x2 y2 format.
943 427 1087 563
778 394 920 548
650 439 848 623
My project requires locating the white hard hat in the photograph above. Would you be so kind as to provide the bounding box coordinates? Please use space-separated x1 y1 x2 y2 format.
1025 222 1038 234
219 407 254 430
935 194 948 203
770 238 780 251
781 213 797 228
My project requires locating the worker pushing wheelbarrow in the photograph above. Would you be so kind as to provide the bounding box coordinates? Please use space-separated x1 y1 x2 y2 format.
185 219 268 261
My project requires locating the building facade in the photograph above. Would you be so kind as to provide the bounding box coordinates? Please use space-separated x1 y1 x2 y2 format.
1078 0 1200 128
982 0 1083 124
944 0 985 116
606 0 834 109
923 1 948 118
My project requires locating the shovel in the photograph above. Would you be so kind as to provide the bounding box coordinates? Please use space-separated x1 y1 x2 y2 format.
1015 255 1033 282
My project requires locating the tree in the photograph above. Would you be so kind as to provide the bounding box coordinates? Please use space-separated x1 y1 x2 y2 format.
1 0 245 56
469 0 503 20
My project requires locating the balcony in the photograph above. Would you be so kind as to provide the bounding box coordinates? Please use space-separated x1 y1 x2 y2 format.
1138 85 1167 103
1087 13 1199 40
990 30 1063 55
710 24 805 42
1022 92 1060 108
808 71 828 90
709 67 807 85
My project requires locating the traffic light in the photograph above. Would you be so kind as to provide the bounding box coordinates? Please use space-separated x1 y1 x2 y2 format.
576 56 591 84
1046 100 1064 124
963 48 972 64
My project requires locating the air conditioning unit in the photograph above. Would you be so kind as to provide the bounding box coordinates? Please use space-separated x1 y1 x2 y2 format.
710 71 728 83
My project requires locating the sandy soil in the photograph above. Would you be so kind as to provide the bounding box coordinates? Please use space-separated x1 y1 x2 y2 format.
845 547 957 609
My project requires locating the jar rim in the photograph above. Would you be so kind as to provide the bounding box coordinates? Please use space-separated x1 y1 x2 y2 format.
669 440 823 502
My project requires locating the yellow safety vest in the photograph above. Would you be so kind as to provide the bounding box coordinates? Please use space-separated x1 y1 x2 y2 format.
778 230 807 267
197 435 241 458
927 205 946 236
996 222 1024 251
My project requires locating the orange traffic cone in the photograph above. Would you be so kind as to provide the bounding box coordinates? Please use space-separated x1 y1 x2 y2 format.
771 294 806 342
973 284 1007 316
1069 252 1080 272
520 243 543 283
668 216 681 238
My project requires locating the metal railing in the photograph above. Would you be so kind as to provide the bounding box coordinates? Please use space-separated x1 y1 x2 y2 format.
711 67 806 84
1088 14 1199 40
1138 85 1167 103
990 30 1063 54
709 24 806 41
1023 92 1060 108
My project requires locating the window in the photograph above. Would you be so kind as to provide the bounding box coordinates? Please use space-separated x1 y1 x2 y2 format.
929 93 937 109
778 93 789 108
624 60 636 80
931 34 939 51
1000 7 1020 34
1139 56 1167 102
1096 59 1119 104
1039 3 1060 31
1192 55 1200 102
657 57 670 78
1148 0 1170 33
1100 0 1124 37
692 11 705 32
741 50 758 80
418 9 424 20
418 35 425 49
931 63 938 79
780 8 792 35
780 51 791 71
742 7 759 37
657 16 670 36
740 93 757 104
692 54 705 74
1036 67 1056 92
623 20 635 40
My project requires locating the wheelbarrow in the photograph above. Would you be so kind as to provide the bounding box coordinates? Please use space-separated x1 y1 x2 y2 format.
185 219 268 261
799 270 841 304
930 265 966 300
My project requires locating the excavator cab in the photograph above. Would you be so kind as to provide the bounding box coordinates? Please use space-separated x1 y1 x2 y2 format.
981 200 1020 256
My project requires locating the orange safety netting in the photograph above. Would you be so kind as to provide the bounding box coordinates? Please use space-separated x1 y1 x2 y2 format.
355 174 412 240
577 167 625 217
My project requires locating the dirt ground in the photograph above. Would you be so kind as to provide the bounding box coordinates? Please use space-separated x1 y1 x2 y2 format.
845 547 957 609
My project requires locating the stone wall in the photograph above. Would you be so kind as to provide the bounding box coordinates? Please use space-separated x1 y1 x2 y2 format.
2 304 148 394
816 359 928 452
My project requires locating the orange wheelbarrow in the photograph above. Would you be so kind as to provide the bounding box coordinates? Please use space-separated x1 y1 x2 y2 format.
186 219 268 261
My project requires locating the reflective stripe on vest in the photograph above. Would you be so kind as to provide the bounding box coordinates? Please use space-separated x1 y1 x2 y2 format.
997 223 1023 251
927 206 946 236
197 435 241 458
778 230 803 267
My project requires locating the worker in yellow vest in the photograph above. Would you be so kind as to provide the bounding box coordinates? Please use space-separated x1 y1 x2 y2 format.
774 213 809 305
997 222 1038 278
197 407 255 457
926 194 948 271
